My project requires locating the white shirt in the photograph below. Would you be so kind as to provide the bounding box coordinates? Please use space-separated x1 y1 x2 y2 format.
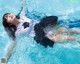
15 10 36 37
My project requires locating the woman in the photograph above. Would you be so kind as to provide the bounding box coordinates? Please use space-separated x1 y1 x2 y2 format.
2 0 80 63
2 1 59 48
2 0 57 63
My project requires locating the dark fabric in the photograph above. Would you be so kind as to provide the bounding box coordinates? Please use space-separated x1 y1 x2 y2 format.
39 16 58 28
34 16 58 47
22 22 30 28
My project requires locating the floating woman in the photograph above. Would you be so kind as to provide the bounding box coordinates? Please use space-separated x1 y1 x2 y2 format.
1 0 80 63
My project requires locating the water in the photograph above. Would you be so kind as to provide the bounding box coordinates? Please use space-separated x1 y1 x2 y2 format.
0 0 80 64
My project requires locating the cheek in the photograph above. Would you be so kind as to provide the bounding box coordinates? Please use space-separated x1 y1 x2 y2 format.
12 15 16 21
13 15 16 19
12 14 15 18
7 18 14 23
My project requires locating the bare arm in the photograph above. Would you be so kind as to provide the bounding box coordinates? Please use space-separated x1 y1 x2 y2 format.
1 40 16 63
22 0 25 12
19 0 30 20
6 40 16 61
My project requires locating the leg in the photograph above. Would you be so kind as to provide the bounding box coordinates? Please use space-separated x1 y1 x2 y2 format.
57 27 68 33
57 27 80 34
48 34 75 43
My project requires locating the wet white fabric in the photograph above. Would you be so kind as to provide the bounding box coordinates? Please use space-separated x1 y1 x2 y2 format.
15 10 36 37
44 26 57 37
15 9 56 37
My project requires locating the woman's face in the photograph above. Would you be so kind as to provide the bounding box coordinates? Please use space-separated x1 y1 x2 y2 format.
4 14 16 24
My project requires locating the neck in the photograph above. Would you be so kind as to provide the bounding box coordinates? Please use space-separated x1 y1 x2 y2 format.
13 18 21 26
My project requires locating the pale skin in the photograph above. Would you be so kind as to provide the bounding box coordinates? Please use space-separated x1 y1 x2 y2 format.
1 0 80 63
47 26 80 43
1 0 25 63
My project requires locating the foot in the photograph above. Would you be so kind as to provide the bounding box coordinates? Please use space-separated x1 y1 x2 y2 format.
69 36 75 41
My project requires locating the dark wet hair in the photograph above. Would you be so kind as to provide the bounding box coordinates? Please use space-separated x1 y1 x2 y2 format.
2 13 19 40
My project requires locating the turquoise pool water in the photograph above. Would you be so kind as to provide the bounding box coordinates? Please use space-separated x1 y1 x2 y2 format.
0 0 80 64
